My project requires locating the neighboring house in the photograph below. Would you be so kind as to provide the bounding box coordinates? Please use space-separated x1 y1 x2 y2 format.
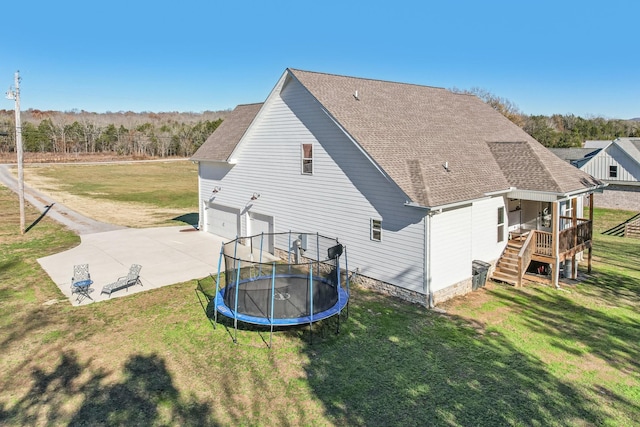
191 69 605 306
552 138 640 210
581 138 640 185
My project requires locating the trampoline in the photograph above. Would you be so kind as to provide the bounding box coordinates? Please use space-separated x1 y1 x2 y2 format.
210 231 350 345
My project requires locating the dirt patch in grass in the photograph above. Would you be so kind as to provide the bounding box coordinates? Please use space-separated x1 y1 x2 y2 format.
441 281 513 326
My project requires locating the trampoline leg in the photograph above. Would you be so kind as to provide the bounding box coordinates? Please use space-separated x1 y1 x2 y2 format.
233 321 238 344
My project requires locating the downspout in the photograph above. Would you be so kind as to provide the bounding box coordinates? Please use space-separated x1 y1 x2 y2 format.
195 161 203 230
425 213 434 308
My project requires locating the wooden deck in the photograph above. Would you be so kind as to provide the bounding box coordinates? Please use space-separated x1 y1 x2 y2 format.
492 218 593 286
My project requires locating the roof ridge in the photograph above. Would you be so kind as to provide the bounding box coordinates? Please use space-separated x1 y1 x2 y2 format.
526 141 568 193
236 102 264 107
287 68 475 97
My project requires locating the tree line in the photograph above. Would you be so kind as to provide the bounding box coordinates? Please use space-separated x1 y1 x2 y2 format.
452 87 640 147
522 114 639 147
1 97 638 159
0 110 225 158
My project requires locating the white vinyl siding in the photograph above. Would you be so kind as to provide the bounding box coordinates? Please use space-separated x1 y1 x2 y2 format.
472 197 507 262
582 144 640 183
430 206 472 292
427 197 507 293
198 75 426 293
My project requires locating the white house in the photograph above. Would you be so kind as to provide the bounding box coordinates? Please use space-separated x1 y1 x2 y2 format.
553 138 640 210
191 69 605 306
581 138 640 185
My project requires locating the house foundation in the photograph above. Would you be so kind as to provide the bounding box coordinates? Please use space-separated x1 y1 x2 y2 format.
352 274 429 306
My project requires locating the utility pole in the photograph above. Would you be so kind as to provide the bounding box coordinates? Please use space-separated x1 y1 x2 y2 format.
6 71 24 234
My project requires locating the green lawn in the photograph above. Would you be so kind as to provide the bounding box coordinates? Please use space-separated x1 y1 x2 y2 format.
0 170 638 426
30 161 198 208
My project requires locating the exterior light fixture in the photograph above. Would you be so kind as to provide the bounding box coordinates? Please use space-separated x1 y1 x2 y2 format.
212 186 221 194
251 193 260 200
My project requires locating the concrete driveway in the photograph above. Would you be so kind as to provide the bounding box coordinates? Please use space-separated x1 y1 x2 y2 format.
1 162 226 306
38 226 226 306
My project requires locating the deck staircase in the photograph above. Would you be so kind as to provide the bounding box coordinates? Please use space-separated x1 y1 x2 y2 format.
491 239 524 286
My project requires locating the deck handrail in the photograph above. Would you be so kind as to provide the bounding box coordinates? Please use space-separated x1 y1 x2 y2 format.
517 231 535 287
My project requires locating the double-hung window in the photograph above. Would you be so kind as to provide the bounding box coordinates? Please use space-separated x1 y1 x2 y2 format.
301 144 313 175
497 207 505 243
609 165 618 178
371 219 382 241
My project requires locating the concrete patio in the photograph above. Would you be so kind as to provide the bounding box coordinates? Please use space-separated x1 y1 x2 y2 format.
38 226 226 306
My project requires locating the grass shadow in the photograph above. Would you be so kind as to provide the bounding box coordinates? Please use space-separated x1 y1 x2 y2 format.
301 291 613 427
484 277 640 373
0 351 216 426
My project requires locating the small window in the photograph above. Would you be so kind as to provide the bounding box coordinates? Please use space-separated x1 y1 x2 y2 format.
371 219 382 241
609 165 618 178
301 144 313 175
497 207 505 243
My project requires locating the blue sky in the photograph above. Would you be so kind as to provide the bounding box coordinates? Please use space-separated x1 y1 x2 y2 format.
1 1 638 119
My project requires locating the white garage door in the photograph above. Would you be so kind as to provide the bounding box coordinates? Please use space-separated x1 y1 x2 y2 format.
206 204 239 239
248 212 274 253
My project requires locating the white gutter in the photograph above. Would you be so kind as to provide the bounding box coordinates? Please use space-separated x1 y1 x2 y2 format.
484 187 516 196
510 184 607 201
406 187 516 212
405 195 488 212
562 183 608 197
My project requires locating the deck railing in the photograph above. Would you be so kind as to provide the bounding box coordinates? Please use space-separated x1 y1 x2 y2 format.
515 218 592 281
533 231 553 257
558 217 592 253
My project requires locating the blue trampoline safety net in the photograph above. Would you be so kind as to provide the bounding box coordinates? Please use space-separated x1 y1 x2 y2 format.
216 232 350 326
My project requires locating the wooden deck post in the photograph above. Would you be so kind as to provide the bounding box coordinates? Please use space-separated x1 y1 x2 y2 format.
572 197 578 279
552 201 560 289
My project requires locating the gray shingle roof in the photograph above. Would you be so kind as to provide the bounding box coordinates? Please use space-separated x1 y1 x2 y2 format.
190 103 262 162
193 69 604 207
549 148 600 162
288 69 603 206
584 140 612 149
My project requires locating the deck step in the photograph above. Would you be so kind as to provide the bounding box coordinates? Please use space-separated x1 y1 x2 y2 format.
491 237 530 286
495 265 518 275
491 271 518 285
